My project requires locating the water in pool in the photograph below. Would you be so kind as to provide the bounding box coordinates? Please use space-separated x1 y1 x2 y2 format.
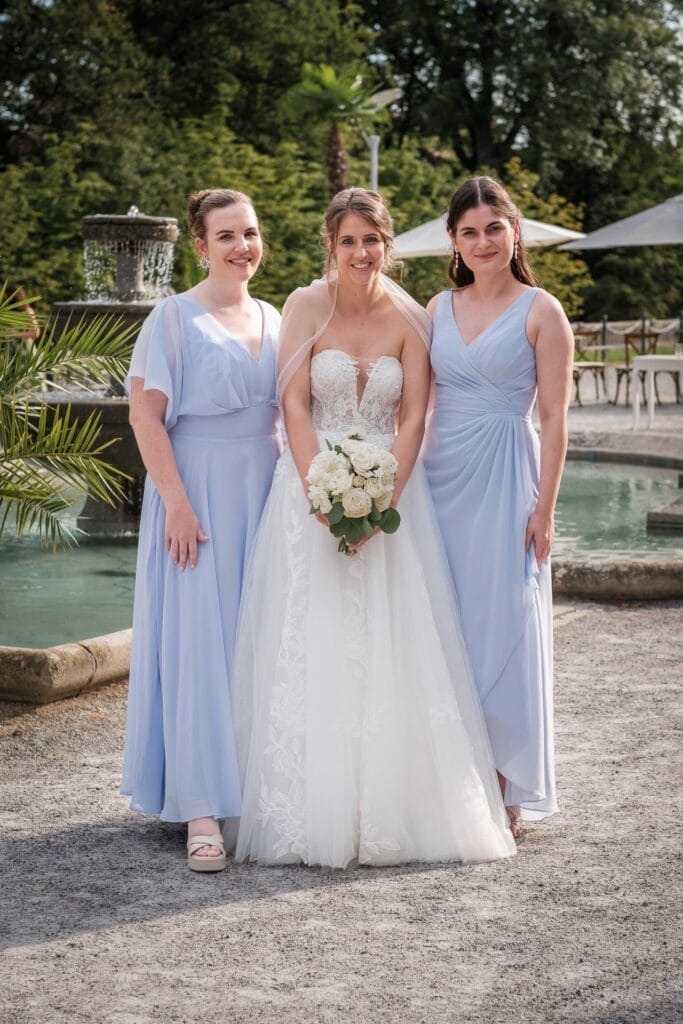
0 461 681 648
554 461 683 561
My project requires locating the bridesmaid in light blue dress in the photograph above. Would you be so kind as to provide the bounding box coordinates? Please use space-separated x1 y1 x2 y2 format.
121 189 280 871
423 177 573 837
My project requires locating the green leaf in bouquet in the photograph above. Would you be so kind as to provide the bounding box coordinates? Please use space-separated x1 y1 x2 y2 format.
368 505 382 523
330 518 349 538
309 505 318 515
346 520 363 544
325 439 333 451
326 501 345 525
379 507 401 534
361 517 375 537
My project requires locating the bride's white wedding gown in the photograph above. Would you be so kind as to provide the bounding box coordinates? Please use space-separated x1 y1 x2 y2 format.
230 349 516 867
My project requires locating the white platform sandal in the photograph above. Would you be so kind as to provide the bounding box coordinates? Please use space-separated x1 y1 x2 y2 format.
187 833 227 872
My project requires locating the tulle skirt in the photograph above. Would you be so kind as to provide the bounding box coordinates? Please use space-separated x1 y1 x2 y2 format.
229 436 516 868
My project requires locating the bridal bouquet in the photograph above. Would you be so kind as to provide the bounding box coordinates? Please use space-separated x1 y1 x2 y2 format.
306 433 401 554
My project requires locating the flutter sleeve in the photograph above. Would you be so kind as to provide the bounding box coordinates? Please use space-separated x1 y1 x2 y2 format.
125 297 183 429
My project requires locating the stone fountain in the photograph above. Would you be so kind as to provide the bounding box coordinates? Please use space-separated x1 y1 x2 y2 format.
50 207 179 534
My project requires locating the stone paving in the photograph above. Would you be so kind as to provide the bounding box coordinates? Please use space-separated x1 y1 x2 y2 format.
0 602 680 1024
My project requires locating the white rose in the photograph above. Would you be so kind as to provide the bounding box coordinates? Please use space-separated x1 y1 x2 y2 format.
375 491 392 512
348 442 377 475
307 484 333 514
309 449 347 478
342 487 373 519
340 433 366 455
377 465 397 489
328 469 354 496
364 477 386 500
353 475 365 487
376 449 398 473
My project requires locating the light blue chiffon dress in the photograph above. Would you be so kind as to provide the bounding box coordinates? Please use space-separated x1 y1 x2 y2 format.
120 292 280 822
423 287 556 822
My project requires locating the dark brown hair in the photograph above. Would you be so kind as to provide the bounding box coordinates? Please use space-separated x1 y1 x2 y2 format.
187 188 255 240
446 177 538 289
323 187 399 275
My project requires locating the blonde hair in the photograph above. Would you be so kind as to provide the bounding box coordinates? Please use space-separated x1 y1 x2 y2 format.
187 188 255 240
323 188 399 275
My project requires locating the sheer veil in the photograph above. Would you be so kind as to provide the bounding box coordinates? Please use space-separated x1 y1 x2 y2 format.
276 272 432 405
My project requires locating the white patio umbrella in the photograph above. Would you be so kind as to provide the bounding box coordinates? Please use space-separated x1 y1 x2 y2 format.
559 193 683 250
394 213 585 258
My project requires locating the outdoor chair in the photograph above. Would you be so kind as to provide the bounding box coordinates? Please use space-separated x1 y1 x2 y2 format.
608 318 681 405
571 322 606 406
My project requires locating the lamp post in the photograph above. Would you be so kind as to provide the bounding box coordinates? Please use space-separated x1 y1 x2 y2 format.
363 88 403 192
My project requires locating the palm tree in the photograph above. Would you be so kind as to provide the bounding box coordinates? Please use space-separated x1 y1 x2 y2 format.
0 283 136 547
286 64 387 197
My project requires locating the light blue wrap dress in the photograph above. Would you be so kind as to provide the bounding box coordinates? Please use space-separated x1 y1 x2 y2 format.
121 292 280 822
423 288 556 822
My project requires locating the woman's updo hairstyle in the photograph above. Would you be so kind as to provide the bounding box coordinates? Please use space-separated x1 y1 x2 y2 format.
323 187 399 276
187 188 255 240
446 176 537 289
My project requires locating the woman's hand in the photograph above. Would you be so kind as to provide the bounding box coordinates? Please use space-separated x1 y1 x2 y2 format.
315 508 379 551
525 507 554 567
347 526 381 552
165 501 209 570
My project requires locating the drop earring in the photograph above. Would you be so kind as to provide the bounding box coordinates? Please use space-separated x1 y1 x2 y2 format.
513 240 518 263
453 248 459 273
198 254 210 271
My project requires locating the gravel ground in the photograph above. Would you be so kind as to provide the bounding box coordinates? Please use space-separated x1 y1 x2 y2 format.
0 602 681 1024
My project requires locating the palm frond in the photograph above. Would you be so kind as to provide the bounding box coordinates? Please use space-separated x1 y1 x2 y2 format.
1 312 136 397
0 473 76 549
0 399 131 546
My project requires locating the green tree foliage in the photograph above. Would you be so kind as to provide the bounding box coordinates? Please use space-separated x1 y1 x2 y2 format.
365 0 682 181
123 0 367 148
0 131 114 306
0 0 150 165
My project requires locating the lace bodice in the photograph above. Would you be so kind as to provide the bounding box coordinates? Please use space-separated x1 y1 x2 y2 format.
310 349 403 435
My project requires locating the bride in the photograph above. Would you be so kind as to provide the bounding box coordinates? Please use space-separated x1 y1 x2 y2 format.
229 188 516 868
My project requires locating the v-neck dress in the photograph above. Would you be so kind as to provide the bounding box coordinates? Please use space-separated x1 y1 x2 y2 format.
120 292 280 822
423 288 556 822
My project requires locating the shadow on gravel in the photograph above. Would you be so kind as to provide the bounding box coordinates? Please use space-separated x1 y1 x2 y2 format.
0 817 453 950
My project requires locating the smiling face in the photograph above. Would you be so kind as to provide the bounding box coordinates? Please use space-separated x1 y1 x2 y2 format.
195 202 262 280
450 203 519 278
331 212 386 284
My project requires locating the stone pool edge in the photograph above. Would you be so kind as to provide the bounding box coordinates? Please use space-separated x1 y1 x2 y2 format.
0 630 131 703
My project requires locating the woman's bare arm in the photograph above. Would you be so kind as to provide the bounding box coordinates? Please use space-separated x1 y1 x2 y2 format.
392 327 431 504
129 378 208 570
525 293 574 565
